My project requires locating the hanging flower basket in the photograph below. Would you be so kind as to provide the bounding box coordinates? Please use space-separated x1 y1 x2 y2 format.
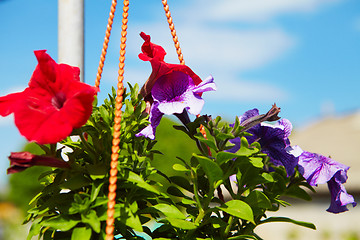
0 1 356 239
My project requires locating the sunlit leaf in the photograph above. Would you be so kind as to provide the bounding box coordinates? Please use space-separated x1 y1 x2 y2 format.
193 154 223 189
217 200 254 224
259 217 316 230
71 227 92 240
152 203 186 219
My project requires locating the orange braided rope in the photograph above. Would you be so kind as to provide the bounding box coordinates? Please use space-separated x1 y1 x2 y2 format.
95 0 118 89
161 0 185 65
105 0 129 239
161 0 208 140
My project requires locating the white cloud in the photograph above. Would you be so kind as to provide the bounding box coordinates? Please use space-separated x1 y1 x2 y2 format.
108 17 294 104
104 0 341 104
126 23 295 72
354 17 360 31
205 72 288 102
178 26 295 72
196 0 341 22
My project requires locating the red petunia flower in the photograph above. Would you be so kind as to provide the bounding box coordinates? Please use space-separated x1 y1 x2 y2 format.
0 50 98 144
7 152 70 174
138 32 202 103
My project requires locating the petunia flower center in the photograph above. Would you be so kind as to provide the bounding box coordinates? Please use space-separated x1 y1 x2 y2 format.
51 92 67 110
172 95 183 102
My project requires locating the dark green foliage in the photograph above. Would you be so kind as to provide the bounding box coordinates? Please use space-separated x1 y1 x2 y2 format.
11 83 315 240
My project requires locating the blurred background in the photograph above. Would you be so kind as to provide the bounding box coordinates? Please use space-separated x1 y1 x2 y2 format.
0 0 359 239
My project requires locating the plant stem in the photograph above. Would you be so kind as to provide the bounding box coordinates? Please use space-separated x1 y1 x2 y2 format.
223 215 234 237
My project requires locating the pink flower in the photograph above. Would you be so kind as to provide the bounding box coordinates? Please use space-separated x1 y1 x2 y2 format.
0 50 98 144
138 32 202 103
7 152 70 174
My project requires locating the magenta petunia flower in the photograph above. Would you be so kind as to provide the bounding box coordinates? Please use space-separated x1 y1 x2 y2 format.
7 152 70 174
292 146 357 213
138 32 203 103
136 32 216 139
136 73 216 140
0 50 98 144
229 108 298 176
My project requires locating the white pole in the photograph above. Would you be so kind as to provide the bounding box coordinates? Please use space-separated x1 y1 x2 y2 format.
58 0 84 82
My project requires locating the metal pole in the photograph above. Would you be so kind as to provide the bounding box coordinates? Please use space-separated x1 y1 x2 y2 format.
58 0 84 82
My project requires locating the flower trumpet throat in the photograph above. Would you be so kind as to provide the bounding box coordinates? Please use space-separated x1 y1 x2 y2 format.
0 50 98 144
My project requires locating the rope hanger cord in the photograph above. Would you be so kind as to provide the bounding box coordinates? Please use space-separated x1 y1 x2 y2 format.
99 1 207 238
95 0 118 90
161 0 208 140
161 0 185 65
103 0 129 239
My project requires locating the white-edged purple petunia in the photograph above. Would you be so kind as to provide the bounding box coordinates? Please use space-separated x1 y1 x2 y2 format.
136 72 216 140
291 145 356 213
229 108 298 176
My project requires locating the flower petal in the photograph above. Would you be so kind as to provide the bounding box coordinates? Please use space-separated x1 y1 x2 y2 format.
0 50 97 144
0 92 24 117
138 33 202 101
7 151 69 174
191 75 217 93
298 151 349 186
327 172 357 213
136 102 163 140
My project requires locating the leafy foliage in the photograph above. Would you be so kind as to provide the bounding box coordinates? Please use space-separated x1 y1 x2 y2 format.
18 83 315 240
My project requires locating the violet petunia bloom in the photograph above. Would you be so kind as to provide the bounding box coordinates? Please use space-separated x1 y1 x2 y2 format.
228 108 298 176
291 146 356 213
136 73 216 140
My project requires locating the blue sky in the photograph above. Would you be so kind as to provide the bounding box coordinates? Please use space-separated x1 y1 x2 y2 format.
0 0 359 188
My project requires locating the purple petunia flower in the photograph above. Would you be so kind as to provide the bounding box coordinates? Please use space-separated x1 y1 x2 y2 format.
291 146 356 213
229 108 298 176
136 72 216 140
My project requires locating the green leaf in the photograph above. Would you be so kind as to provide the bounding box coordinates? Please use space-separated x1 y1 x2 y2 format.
167 186 186 197
194 134 217 150
71 227 92 240
81 209 100 233
90 180 104 202
169 176 192 192
165 218 197 230
126 171 160 195
193 154 223 189
217 200 254 224
27 218 42 240
216 152 238 165
86 164 107 180
43 215 79 231
237 137 259 156
261 172 274 182
152 203 186 219
120 207 143 232
285 185 312 201
208 217 227 229
228 235 258 240
249 157 263 168
173 163 190 172
259 217 316 230
59 174 90 190
245 191 272 210
181 198 196 205
216 132 234 141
